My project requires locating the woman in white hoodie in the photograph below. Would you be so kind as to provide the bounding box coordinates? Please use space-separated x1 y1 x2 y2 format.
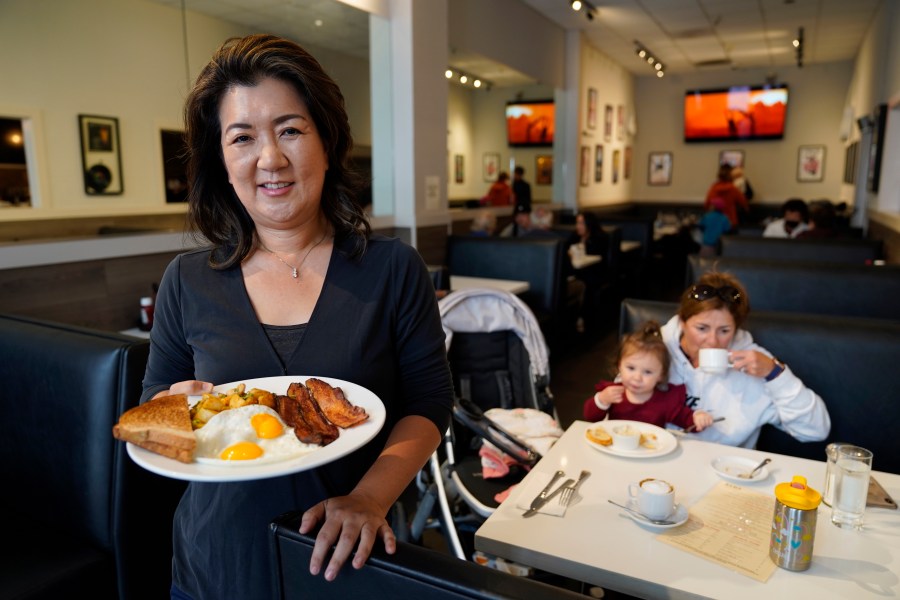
660 271 830 448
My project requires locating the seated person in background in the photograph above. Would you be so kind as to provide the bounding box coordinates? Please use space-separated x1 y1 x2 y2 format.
763 198 809 238
660 271 830 448
584 320 714 432
796 201 840 239
523 206 557 238
704 163 748 229
470 209 497 236
697 196 733 257
499 203 533 237
481 171 512 206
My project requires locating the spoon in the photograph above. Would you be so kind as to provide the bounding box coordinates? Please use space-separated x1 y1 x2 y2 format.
607 499 677 525
737 457 771 479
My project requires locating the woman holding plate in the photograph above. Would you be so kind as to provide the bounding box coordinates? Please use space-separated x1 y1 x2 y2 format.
660 271 830 448
141 34 453 599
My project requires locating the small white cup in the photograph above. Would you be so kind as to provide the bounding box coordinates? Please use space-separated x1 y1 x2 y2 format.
699 348 730 374
628 478 675 520
611 424 641 450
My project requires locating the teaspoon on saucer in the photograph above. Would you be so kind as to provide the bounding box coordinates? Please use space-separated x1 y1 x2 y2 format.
607 499 677 525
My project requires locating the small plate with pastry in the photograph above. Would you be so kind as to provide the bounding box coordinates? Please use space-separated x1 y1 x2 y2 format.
584 420 677 459
114 375 385 482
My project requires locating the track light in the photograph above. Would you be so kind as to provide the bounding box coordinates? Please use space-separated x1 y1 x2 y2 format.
568 0 597 22
794 26 804 68
571 0 582 10
634 41 664 78
444 67 492 91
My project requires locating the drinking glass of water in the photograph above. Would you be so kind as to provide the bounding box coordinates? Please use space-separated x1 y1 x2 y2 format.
830 445 873 530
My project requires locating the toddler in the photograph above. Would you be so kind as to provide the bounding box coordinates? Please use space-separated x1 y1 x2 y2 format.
584 320 714 432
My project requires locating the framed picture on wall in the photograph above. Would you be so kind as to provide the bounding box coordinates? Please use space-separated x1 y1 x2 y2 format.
624 146 632 180
648 151 672 186
616 105 625 140
483 152 500 182
587 87 598 130
719 149 744 168
161 129 188 203
843 141 859 184
78 114 123 195
603 105 613 142
454 154 464 183
580 146 590 187
612 149 621 184
797 145 825 182
535 154 553 185
594 144 603 182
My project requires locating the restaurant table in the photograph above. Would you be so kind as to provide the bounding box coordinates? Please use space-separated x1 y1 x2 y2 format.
475 420 900 599
620 240 642 254
570 254 602 270
450 275 530 295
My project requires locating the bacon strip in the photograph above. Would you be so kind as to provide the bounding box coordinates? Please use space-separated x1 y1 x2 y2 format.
288 383 339 445
305 378 369 428
275 394 325 445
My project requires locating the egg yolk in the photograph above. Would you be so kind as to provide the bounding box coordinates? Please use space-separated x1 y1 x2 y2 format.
251 413 284 439
220 441 264 460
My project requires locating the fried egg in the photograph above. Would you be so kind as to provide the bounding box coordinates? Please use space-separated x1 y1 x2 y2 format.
194 404 316 465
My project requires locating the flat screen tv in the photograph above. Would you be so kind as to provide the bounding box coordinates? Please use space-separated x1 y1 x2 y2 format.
684 85 788 142
506 99 554 147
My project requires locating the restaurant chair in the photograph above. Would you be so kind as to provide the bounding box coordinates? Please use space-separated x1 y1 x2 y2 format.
405 288 558 560
269 511 585 600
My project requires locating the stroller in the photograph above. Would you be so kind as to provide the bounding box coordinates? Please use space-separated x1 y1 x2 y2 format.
404 288 560 560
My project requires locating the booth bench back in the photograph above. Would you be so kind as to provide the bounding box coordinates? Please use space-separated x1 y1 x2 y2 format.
687 255 900 321
720 235 883 264
619 300 900 475
0 314 184 599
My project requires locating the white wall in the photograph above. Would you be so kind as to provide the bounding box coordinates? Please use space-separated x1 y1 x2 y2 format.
630 62 852 206
0 0 371 222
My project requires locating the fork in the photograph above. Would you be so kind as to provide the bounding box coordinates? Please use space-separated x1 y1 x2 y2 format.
559 469 591 506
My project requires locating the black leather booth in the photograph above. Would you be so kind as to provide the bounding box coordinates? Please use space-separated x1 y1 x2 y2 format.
686 255 900 321
720 235 883 264
619 300 900 475
269 511 585 599
0 314 185 599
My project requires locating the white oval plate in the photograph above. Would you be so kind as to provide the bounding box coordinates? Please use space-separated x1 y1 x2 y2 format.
126 375 386 482
711 455 770 482
622 499 689 530
584 420 678 459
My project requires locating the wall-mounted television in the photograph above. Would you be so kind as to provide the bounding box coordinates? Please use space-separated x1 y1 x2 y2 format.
684 85 789 142
506 99 554 147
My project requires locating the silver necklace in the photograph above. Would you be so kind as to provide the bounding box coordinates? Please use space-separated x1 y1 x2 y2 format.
259 232 328 280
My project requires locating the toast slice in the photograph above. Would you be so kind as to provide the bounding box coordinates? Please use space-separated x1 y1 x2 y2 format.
113 394 196 463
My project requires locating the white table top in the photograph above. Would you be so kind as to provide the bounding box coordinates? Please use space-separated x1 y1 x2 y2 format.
450 275 530 295
570 254 602 270
620 240 642 253
475 421 900 600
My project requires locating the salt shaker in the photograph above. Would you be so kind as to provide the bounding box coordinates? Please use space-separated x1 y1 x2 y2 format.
769 475 822 571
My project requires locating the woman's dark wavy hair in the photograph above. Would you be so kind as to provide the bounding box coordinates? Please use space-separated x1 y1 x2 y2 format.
184 34 370 268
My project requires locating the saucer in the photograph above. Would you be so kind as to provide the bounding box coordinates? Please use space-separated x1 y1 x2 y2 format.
711 455 770 482
624 500 689 529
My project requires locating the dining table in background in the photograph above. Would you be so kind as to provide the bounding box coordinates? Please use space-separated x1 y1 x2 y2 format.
450 275 530 295
475 420 900 600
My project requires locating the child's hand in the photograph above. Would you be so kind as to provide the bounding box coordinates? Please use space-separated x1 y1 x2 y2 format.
597 386 625 406
691 410 715 432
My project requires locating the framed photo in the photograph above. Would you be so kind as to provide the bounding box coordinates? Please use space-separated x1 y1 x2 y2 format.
594 144 603 183
843 141 859 184
161 129 189 203
78 114 123 195
535 155 553 185
580 146 590 187
648 151 672 186
603 104 613 142
454 154 464 183
483 152 500 182
624 146 633 180
612 149 621 184
616 105 625 140
797 145 825 182
587 87 598 130
719 149 744 168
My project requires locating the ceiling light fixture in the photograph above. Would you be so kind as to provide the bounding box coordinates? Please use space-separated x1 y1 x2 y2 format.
444 67 492 91
569 0 597 23
634 41 665 78
794 26 804 68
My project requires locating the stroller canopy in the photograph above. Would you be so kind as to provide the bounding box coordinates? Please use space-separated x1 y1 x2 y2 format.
438 288 550 382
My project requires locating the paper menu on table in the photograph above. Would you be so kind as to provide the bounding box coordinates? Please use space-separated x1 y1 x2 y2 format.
657 481 777 582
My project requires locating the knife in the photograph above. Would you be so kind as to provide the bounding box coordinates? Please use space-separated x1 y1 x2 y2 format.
524 469 564 511
522 476 575 518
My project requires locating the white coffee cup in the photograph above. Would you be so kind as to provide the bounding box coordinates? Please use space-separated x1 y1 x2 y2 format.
699 348 730 374
611 424 641 450
628 478 675 520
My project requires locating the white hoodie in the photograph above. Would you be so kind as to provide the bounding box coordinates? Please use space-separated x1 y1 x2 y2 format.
660 315 831 448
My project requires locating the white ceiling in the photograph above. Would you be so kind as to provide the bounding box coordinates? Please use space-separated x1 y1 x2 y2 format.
150 0 883 86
